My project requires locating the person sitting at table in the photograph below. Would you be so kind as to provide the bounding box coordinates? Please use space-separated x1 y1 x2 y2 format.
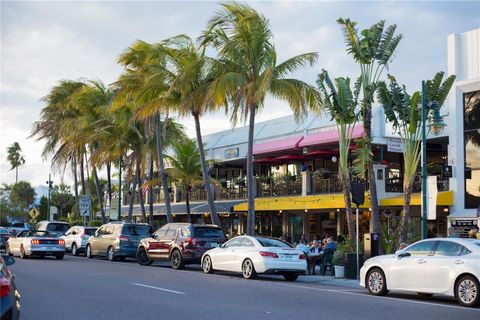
310 240 323 255
324 237 337 251
309 240 323 275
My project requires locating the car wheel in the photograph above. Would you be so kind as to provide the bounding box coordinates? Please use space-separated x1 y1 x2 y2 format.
242 259 257 279
136 247 153 266
202 255 214 274
283 274 299 282
20 245 28 259
6 244 12 256
107 246 116 262
366 268 388 296
170 249 184 270
71 243 78 256
56 254 64 260
455 275 480 307
86 245 93 259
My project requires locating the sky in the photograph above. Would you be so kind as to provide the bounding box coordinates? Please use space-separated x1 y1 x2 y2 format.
1 0 479 190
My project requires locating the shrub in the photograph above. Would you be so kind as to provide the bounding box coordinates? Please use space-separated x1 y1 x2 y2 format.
88 219 103 227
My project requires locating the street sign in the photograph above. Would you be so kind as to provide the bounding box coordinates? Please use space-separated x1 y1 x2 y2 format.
79 195 91 217
29 208 40 219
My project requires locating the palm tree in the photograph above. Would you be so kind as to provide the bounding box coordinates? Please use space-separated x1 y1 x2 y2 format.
377 72 455 246
161 34 223 227
7 142 25 183
201 3 320 235
166 139 205 223
337 18 403 235
317 70 361 241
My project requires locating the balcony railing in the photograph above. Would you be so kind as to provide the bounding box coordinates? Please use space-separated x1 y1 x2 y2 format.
385 176 450 193
257 176 302 197
311 174 342 194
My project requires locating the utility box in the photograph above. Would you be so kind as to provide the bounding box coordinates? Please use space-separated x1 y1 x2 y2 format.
364 233 380 260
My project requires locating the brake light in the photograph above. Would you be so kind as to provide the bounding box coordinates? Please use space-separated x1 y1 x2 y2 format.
184 237 197 246
0 278 10 298
299 254 306 260
118 236 130 242
259 251 279 258
58 239 65 245
31 239 40 245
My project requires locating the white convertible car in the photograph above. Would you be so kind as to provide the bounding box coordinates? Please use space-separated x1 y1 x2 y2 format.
6 230 65 260
360 238 480 307
201 236 307 281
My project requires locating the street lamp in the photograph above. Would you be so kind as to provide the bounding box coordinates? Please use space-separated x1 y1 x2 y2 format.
46 174 53 220
421 81 446 239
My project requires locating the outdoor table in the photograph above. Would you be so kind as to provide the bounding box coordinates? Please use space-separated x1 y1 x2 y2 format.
307 252 323 275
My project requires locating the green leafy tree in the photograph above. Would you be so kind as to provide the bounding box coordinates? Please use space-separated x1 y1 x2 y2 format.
337 18 403 236
10 181 36 216
377 72 455 246
51 184 75 218
7 142 25 183
37 196 49 221
317 70 361 241
202 3 320 235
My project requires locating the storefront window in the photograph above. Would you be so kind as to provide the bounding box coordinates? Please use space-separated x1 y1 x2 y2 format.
464 90 480 209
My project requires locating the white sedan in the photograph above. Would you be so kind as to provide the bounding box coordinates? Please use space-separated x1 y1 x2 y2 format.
360 238 480 307
201 236 307 281
7 230 65 259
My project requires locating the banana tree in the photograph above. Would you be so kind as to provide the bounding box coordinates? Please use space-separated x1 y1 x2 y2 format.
377 72 455 246
317 70 361 241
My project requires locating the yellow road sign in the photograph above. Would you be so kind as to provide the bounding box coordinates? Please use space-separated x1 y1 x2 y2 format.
29 208 40 219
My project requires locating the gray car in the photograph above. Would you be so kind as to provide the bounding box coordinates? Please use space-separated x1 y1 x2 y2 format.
86 222 152 261
0 227 12 251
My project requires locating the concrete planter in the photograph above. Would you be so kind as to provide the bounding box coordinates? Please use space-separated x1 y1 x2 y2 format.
334 265 345 278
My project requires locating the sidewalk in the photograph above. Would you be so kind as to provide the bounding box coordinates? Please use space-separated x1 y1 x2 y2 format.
296 274 361 288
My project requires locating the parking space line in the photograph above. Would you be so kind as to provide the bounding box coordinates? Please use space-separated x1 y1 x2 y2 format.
132 283 186 295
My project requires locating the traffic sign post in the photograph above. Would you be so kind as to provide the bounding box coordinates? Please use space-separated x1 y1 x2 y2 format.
79 195 91 227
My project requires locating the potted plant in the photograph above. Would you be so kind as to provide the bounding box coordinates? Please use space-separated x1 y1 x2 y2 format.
332 249 345 278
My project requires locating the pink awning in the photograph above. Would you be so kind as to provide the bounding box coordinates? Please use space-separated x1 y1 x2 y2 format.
299 126 363 147
253 136 304 155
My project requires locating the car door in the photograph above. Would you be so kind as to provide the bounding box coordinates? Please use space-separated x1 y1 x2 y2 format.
63 227 75 249
164 226 179 257
425 240 471 293
89 226 104 255
387 240 436 292
100 225 115 255
147 225 169 259
8 230 26 254
214 237 244 271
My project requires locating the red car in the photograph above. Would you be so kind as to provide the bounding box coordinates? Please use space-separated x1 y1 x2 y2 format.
136 223 227 269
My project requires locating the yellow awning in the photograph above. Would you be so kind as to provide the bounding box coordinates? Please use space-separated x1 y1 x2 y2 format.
233 193 371 212
380 190 454 207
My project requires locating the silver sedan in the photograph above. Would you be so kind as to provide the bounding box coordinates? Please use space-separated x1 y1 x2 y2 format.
6 230 65 260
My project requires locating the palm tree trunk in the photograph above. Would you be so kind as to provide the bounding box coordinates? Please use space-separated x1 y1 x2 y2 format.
397 180 413 248
84 151 90 193
149 156 154 227
107 162 112 212
80 152 86 195
137 159 147 222
93 166 105 223
15 167 18 184
155 113 173 223
193 113 221 227
128 167 139 222
72 154 80 218
246 105 256 236
341 172 355 241
185 187 192 224
364 106 380 236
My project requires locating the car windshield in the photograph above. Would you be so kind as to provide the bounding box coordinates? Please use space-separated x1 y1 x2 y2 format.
256 237 292 248
46 223 69 233
194 227 225 238
84 228 96 236
31 230 50 237
123 225 151 237
10 222 24 228
0 227 8 233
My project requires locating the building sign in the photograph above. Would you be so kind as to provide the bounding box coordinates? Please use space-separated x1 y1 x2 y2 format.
427 176 438 220
387 138 404 153
225 148 239 159
442 165 453 178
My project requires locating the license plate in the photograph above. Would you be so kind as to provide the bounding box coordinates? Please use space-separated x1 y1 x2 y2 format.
282 255 293 259
210 242 218 248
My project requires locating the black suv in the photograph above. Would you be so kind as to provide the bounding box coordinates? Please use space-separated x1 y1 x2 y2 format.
136 223 227 269
86 222 152 261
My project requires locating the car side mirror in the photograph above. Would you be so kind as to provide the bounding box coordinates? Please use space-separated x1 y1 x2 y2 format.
395 250 411 258
219 243 225 248
2 255 15 266
94 231 99 237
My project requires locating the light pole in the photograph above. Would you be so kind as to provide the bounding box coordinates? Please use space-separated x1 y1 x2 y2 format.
421 81 446 239
46 174 53 220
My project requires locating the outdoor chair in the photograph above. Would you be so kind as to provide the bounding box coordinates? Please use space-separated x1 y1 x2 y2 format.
320 249 334 276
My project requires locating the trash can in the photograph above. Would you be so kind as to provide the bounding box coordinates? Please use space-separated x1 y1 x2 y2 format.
345 253 364 279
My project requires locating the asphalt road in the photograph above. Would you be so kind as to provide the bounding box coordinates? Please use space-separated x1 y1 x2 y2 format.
8 254 480 320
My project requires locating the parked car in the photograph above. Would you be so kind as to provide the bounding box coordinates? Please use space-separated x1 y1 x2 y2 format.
5 221 31 236
360 238 480 307
0 227 12 251
86 221 152 261
200 236 307 281
61 226 97 256
6 230 65 259
34 221 70 237
136 223 227 269
1 255 20 320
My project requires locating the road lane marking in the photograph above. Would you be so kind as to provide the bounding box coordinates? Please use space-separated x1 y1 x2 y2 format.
132 283 185 295
276 283 480 312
